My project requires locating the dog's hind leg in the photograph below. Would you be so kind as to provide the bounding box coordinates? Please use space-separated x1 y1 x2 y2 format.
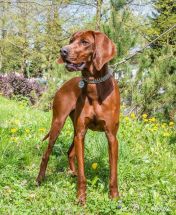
36 118 65 185
67 111 77 176
67 141 77 176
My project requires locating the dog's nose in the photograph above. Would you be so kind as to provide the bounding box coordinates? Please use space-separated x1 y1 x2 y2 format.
60 47 68 57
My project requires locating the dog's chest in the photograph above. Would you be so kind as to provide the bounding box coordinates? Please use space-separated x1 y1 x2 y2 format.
86 84 99 101
87 110 105 131
85 100 108 131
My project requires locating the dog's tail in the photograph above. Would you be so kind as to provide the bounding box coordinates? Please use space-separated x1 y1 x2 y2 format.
42 131 50 141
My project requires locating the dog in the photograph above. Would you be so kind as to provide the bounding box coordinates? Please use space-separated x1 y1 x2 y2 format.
37 30 120 204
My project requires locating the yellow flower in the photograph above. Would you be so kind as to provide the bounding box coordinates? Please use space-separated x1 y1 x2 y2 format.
125 116 129 121
161 123 167 128
153 126 158 131
169 122 174 127
92 163 98 170
130 113 136 119
39 128 46 132
11 128 17 133
163 132 170 137
11 137 17 142
143 119 148 122
142 114 148 119
149 117 156 122
25 129 30 133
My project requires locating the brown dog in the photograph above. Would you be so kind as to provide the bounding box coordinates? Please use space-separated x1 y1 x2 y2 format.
37 30 120 204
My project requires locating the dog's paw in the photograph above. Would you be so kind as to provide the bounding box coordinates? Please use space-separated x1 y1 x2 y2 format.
67 168 78 177
36 176 43 186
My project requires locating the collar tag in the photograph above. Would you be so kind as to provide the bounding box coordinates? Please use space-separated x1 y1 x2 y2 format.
78 80 85 88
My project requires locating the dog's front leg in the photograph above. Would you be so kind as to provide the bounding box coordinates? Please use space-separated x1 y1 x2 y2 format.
74 128 87 204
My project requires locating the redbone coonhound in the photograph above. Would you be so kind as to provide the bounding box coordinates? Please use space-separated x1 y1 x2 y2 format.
36 30 120 204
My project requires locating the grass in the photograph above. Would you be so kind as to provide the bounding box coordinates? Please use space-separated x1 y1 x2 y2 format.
0 96 176 214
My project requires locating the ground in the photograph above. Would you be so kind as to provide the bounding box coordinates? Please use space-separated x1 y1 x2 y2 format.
0 96 175 214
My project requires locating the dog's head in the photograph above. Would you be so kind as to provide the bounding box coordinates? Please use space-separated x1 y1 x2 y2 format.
58 30 116 71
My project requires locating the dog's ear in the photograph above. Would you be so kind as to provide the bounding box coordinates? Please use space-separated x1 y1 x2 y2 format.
93 31 116 71
57 56 64 64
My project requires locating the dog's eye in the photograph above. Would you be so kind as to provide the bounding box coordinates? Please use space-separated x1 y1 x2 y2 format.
80 40 89 46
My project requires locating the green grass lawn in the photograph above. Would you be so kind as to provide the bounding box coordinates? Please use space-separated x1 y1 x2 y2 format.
0 96 175 214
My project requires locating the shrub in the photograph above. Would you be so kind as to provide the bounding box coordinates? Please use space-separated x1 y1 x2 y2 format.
0 72 45 104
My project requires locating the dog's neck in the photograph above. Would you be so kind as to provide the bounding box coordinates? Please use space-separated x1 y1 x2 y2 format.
82 63 109 79
81 63 114 102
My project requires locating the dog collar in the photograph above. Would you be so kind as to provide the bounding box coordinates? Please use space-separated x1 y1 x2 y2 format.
78 71 113 88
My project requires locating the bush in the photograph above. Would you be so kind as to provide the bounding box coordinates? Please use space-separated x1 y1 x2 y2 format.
0 72 45 104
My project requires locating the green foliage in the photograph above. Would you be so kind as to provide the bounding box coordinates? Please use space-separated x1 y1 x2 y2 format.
103 1 137 60
148 0 176 47
0 97 175 214
126 0 176 118
133 46 176 117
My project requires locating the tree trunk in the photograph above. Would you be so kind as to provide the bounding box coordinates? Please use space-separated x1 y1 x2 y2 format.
96 0 103 31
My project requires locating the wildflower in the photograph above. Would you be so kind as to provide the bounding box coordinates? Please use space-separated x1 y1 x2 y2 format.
11 137 17 142
125 116 129 121
169 122 174 127
143 119 148 122
11 128 17 133
142 113 148 119
39 128 46 132
149 117 156 122
130 113 136 119
161 123 167 128
92 163 98 170
25 129 30 133
163 132 170 137
153 126 158 131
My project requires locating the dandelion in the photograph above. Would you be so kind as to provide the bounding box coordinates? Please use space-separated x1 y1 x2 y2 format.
163 132 170 137
25 129 30 133
11 128 17 133
130 113 136 119
39 128 46 132
153 126 158 131
161 123 167 128
11 137 17 142
92 163 98 170
149 117 156 122
142 113 148 119
169 122 174 127
125 116 129 121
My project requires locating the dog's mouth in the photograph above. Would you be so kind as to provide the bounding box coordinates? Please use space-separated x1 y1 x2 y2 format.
65 60 86 71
